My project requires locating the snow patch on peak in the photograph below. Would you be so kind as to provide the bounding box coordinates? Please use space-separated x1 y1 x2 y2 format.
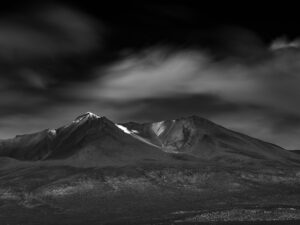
115 124 160 149
86 112 100 117
115 124 132 134
115 124 140 135
73 112 100 123
83 112 100 119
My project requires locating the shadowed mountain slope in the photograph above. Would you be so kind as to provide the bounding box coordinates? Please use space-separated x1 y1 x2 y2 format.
0 112 299 166
0 113 300 224
122 115 300 164
0 112 171 165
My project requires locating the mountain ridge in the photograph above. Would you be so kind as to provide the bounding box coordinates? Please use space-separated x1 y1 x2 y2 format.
0 112 299 166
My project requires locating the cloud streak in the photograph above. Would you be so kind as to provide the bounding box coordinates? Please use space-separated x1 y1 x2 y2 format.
0 5 101 61
82 43 300 149
0 4 299 151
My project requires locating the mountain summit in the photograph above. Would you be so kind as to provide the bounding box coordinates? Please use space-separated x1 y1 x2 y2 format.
0 112 169 164
0 112 299 166
73 112 101 123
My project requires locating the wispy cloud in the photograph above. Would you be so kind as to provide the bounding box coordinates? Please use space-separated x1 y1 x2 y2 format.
270 37 300 50
0 5 101 61
94 46 300 115
0 6 300 151
82 43 300 149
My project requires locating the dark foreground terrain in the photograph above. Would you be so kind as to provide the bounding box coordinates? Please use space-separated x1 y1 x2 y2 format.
0 161 299 224
0 113 299 224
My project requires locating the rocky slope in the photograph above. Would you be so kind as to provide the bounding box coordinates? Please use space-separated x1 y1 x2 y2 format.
0 112 171 166
123 115 300 164
0 112 299 166
0 112 299 224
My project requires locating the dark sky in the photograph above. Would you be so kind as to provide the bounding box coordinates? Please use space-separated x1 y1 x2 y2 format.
1 1 300 149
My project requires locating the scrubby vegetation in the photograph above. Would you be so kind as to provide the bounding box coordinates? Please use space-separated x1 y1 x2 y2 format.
0 163 299 224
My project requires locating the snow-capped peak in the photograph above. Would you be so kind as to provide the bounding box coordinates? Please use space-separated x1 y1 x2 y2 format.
73 112 101 123
85 112 101 119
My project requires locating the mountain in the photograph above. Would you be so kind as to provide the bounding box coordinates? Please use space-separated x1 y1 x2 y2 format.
0 112 299 166
0 112 172 166
0 112 300 224
123 115 300 164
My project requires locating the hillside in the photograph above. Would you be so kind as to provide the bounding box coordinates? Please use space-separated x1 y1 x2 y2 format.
0 112 299 224
0 112 172 166
0 112 299 167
